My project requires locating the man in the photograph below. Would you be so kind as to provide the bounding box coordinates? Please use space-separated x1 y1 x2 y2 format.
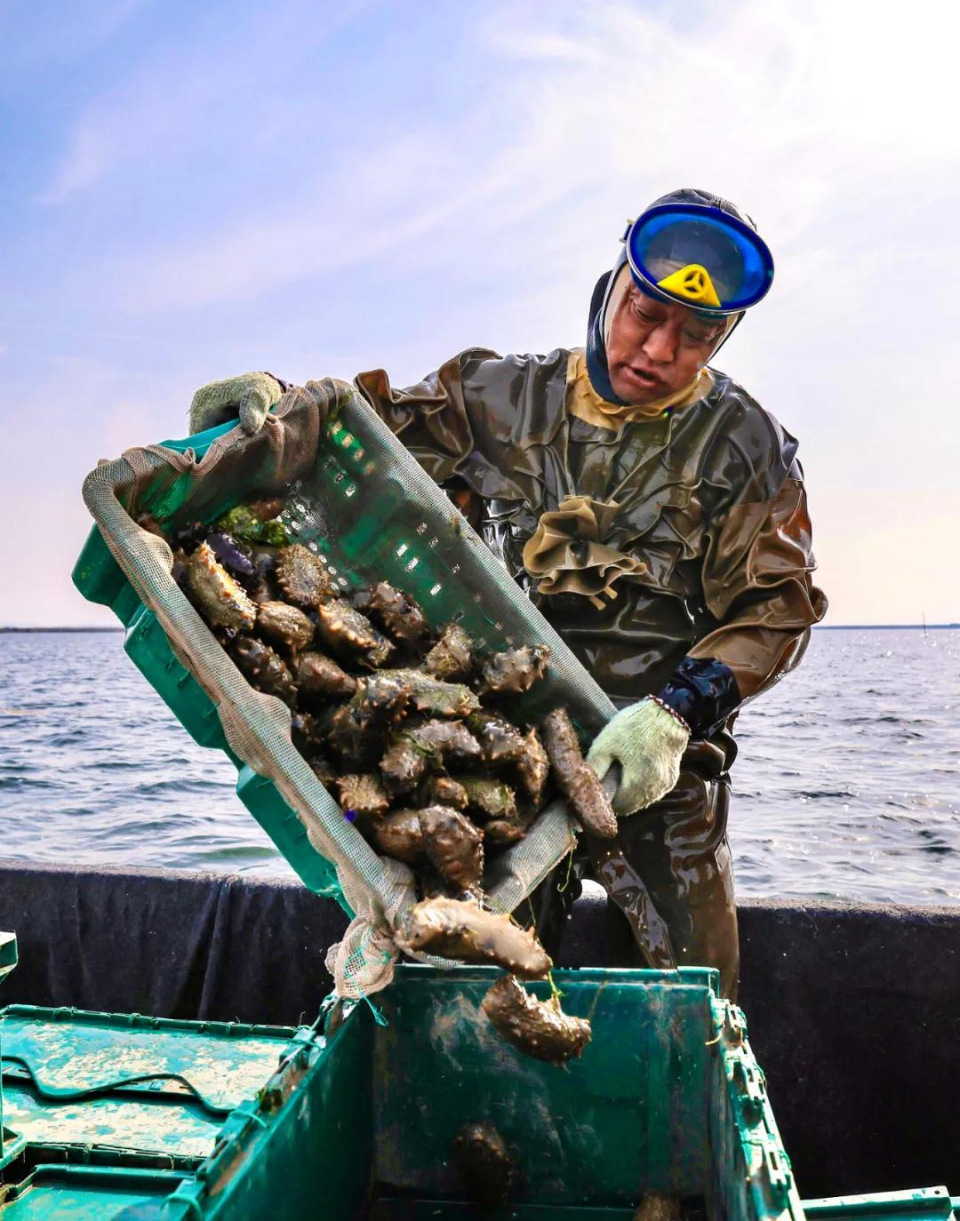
189 189 827 999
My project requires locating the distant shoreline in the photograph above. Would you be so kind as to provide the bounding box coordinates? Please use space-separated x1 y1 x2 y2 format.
815 623 959 631
1 623 957 634
0 626 123 633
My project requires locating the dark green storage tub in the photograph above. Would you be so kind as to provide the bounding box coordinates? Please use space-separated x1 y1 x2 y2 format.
3 943 955 1219
0 1167 187 1218
801 1188 957 1221
2 961 800 1218
0 931 302 1216
144 966 806 1221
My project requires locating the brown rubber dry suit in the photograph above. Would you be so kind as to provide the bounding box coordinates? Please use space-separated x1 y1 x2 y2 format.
357 346 827 999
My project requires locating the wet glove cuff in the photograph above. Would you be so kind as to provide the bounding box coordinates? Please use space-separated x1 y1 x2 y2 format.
656 656 740 740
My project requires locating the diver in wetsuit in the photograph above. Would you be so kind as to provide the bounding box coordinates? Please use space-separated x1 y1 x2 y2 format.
188 189 827 999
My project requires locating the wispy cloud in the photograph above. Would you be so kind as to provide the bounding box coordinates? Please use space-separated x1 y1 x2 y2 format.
0 0 149 66
32 1 375 209
100 0 960 322
3 0 960 623
111 131 459 308
37 123 113 204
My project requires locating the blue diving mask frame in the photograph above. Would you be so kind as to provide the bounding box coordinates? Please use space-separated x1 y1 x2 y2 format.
623 203 774 317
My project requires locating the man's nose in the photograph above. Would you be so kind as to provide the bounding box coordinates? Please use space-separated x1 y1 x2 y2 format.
643 322 679 365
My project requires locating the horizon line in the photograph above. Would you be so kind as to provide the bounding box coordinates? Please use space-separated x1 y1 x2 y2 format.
1 623 958 634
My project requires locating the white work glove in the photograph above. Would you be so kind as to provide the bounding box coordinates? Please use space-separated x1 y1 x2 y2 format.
586 697 690 817
188 372 284 436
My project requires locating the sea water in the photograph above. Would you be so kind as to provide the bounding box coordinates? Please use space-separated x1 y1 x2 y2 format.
1 628 957 904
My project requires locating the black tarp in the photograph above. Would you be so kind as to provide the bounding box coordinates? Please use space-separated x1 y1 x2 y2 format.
0 859 956 1198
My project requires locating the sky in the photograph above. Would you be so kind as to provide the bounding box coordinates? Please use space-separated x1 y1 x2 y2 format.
1 0 958 626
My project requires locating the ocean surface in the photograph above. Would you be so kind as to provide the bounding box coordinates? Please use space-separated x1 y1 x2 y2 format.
1 629 957 905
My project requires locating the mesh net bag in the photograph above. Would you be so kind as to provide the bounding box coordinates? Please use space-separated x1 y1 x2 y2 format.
80 379 617 998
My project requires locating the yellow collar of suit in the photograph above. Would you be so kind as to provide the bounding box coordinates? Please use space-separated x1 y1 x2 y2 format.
565 348 713 430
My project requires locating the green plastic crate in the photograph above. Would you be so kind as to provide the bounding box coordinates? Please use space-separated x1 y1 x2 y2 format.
2 962 803 1219
5 956 947 1220
0 933 18 1165
801 1188 957 1221
0 1166 186 1218
0 984 303 1217
71 418 346 904
73 407 617 915
0 1004 296 1163
163 965 805 1221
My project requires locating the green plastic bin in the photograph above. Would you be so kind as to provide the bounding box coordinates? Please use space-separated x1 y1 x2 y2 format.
0 1166 186 1218
3 963 801 1219
71 418 346 903
0 981 304 1218
0 933 18 1166
162 965 805 1221
4 956 951 1219
801 1188 957 1221
73 403 617 916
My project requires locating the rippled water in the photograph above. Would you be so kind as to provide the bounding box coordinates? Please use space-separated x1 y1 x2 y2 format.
1 629 957 904
731 627 960 904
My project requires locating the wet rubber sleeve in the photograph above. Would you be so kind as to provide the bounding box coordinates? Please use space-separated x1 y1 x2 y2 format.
686 473 827 706
354 349 563 521
355 350 514 492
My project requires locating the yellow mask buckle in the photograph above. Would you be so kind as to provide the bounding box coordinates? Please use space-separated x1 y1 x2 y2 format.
656 263 722 309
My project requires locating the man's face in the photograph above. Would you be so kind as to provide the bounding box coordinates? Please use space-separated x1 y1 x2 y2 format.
605 281 730 404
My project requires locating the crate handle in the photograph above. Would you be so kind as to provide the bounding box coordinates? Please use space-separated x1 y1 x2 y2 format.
158 415 245 459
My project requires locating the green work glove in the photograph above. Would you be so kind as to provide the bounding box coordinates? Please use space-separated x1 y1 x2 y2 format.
586 697 690 817
188 372 284 436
